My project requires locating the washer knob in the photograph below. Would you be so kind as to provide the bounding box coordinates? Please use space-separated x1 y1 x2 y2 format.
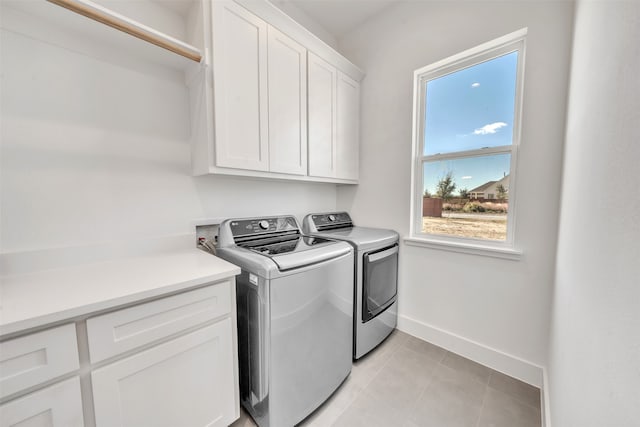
328 214 336 222
258 220 269 230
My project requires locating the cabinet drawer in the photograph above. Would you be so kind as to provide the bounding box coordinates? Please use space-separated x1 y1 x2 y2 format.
87 281 232 363
0 324 79 399
0 377 84 427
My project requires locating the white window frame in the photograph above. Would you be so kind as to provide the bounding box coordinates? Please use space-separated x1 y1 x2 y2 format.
407 29 527 260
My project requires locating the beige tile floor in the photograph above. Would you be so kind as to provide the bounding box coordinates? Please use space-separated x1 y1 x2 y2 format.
231 330 541 427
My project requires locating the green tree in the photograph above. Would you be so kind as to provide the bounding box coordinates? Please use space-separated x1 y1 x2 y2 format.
435 171 456 201
496 184 507 201
459 188 469 199
423 188 432 198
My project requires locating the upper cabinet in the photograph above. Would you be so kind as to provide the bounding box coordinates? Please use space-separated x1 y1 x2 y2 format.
336 72 360 181
190 0 363 184
267 26 308 176
308 52 338 178
210 1 269 172
308 54 361 181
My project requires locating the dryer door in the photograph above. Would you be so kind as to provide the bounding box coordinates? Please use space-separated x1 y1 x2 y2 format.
362 244 399 322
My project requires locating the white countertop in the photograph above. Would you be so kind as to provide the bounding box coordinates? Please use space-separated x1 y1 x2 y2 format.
0 249 240 337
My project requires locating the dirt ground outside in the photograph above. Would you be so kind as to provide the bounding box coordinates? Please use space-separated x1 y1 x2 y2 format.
422 215 507 241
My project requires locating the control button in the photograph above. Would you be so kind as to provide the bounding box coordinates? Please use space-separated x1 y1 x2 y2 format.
259 220 269 230
328 214 336 222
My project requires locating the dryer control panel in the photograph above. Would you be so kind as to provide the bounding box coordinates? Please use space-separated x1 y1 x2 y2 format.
311 212 353 231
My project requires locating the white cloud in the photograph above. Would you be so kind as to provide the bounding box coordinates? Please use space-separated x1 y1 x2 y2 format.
461 176 473 180
474 122 508 135
471 82 480 88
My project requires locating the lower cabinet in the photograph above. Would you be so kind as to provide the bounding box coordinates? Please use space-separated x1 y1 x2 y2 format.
0 377 84 427
91 319 236 427
0 279 239 427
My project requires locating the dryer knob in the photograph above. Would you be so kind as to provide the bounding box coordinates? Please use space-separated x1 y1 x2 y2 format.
328 215 336 222
259 220 269 230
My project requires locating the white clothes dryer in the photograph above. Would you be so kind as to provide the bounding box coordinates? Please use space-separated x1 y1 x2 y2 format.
303 212 399 359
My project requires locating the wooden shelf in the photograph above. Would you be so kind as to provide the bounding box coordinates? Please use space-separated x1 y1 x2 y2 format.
47 0 202 63
1 0 203 71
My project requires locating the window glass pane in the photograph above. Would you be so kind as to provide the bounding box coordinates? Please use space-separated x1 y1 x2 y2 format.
423 52 518 156
422 154 510 241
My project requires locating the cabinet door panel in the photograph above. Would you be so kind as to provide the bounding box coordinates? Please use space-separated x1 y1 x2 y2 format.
267 26 307 175
211 1 268 171
336 72 360 181
92 320 235 427
307 53 337 178
0 377 84 427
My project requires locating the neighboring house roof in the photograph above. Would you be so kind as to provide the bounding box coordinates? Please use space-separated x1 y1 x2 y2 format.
496 174 510 187
470 181 496 193
470 174 510 193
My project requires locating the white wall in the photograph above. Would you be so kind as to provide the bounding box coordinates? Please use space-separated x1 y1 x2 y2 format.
337 1 574 384
269 0 339 49
0 8 336 268
547 1 640 425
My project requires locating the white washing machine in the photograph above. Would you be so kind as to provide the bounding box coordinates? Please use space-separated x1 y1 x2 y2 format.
216 215 354 427
303 212 399 359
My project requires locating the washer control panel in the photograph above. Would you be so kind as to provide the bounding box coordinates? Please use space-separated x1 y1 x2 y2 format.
230 216 299 237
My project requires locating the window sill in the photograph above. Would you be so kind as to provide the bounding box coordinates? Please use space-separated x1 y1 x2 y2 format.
403 236 523 261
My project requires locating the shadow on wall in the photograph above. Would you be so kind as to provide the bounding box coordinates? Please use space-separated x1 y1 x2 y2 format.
1 28 190 141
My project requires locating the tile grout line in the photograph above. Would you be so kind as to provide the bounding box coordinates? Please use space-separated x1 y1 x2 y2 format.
439 350 493 388
474 382 490 427
472 368 495 427
485 383 542 413
328 337 407 426
369 335 406 376
323 392 356 427
404 359 439 426
486 368 542 413
402 342 449 365
447 348 541 412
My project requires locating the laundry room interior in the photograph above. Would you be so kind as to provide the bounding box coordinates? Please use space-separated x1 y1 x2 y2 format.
0 0 638 426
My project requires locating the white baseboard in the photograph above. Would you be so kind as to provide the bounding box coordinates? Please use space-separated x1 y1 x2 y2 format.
397 314 544 387
541 367 552 427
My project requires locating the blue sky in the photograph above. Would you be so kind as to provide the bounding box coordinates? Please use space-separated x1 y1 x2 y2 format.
423 52 517 195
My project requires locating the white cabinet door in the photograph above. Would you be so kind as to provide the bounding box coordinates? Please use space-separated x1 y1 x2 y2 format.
0 377 84 427
336 71 360 181
211 1 268 171
307 52 337 178
267 26 307 175
91 320 236 427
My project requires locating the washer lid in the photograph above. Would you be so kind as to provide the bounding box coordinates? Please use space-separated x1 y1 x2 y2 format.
267 238 352 271
217 237 352 278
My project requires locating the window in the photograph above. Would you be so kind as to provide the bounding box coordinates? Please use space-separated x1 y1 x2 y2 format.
409 29 526 258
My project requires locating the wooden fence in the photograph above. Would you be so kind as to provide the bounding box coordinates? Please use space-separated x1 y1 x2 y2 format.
423 197 442 217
